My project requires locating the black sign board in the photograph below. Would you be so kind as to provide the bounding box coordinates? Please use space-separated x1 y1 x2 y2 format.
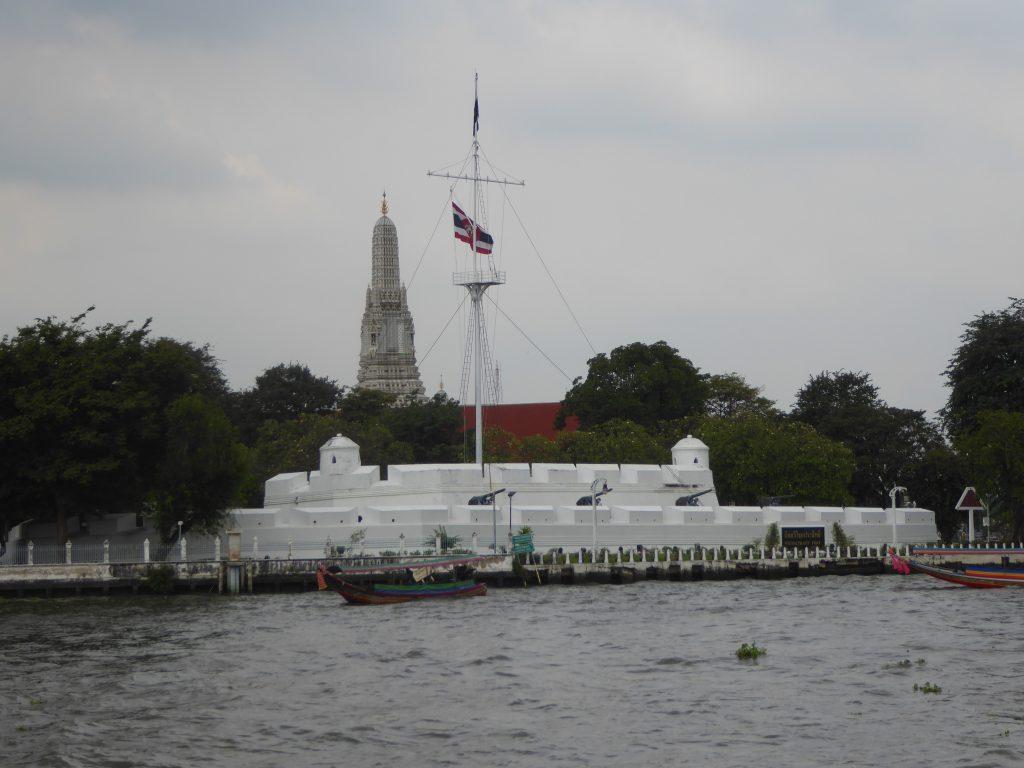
781 525 826 550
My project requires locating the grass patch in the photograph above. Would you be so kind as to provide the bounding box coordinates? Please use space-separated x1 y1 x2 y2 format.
736 642 767 660
913 682 942 694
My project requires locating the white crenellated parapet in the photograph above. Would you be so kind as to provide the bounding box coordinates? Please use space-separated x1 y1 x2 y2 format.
576 464 620 486
530 463 579 484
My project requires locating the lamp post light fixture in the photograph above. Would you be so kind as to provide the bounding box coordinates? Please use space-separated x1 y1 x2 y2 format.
177 520 184 560
889 486 907 548
507 490 517 539
590 478 612 556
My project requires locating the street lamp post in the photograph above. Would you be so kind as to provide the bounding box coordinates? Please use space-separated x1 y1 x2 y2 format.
590 478 612 557
177 520 183 561
507 490 517 539
889 486 907 548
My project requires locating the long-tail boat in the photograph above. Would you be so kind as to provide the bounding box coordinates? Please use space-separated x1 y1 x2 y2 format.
316 555 491 605
890 548 1024 588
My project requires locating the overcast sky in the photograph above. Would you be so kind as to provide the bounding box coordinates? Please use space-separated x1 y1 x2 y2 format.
2 1 1021 417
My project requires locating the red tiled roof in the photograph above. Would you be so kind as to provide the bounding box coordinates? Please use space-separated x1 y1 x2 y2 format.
462 402 579 440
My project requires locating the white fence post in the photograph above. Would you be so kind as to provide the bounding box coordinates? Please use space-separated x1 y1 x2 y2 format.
471 532 479 552
143 538 150 563
65 540 72 564
253 536 259 557
27 540 34 566
214 536 221 561
103 540 110 564
180 536 187 562
435 535 442 552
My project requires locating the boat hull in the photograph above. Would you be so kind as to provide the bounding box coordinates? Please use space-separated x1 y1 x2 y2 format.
319 569 486 604
909 559 1024 588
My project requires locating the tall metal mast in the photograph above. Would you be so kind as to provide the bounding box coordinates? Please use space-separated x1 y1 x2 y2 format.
428 75 524 472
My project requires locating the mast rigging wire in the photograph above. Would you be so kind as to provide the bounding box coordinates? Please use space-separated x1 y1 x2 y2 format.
481 148 597 356
419 293 469 365
484 293 573 383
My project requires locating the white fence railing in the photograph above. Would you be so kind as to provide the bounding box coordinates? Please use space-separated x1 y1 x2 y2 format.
2 538 1021 568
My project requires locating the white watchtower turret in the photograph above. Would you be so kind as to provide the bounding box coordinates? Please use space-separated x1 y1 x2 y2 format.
672 435 710 468
320 434 361 476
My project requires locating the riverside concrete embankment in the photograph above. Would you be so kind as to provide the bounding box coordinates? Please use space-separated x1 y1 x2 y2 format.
0 555 887 597
2 547 1021 597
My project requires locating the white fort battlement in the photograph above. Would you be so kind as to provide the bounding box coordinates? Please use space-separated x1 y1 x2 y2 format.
236 433 939 554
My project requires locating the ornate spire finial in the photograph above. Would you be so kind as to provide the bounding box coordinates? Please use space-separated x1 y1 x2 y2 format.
381 190 388 216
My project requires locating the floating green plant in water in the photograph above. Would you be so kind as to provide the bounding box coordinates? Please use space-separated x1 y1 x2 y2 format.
884 659 914 669
913 682 942 694
736 642 767 660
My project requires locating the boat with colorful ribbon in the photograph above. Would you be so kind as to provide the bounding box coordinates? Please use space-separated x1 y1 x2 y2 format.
890 548 1024 588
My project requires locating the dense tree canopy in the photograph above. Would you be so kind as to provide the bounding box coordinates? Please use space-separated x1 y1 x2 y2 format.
0 311 242 543
943 298 1024 436
791 370 947 506
956 410 1024 540
703 373 780 420
233 363 344 442
697 414 855 506
558 341 707 430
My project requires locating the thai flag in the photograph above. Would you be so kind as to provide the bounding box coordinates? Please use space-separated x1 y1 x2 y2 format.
452 201 494 255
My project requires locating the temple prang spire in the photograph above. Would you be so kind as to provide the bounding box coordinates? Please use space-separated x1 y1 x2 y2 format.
356 196 425 401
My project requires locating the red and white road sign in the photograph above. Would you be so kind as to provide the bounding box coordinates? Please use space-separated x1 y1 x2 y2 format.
955 486 985 511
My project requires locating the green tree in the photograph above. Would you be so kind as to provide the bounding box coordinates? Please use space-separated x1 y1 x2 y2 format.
382 392 463 463
956 410 1024 540
0 310 236 544
233 363 343 442
704 373 781 419
791 370 945 505
483 426 522 463
555 419 668 465
558 341 707 430
943 298 1024 436
519 434 562 464
149 394 247 540
0 311 153 543
904 444 967 542
697 414 854 506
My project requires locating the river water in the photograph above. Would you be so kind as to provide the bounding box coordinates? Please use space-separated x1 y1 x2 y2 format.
2 575 1023 768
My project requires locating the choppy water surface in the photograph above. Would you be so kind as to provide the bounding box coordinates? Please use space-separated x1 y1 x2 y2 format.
3 576 1024 768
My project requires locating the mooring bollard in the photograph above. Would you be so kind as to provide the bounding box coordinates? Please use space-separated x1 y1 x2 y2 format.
65 540 72 564
103 540 110 564
143 538 150 563
27 540 33 566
